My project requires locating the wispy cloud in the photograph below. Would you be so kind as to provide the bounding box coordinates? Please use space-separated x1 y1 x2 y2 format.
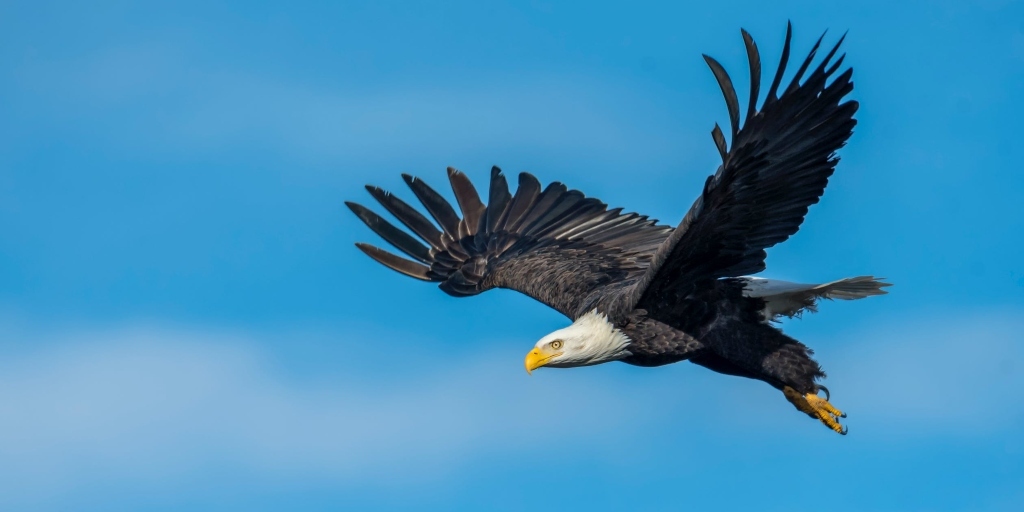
1 310 1021 508
0 324 673 507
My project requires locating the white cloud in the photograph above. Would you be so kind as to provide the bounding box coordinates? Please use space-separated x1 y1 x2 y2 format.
0 324 675 507
0 310 1021 508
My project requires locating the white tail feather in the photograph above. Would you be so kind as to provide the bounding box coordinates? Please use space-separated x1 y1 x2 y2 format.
741 275 891 321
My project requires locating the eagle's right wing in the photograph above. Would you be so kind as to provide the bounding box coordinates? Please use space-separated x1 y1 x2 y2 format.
348 167 671 319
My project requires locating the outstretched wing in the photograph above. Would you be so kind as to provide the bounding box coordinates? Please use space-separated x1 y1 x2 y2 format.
348 166 671 318
631 24 858 312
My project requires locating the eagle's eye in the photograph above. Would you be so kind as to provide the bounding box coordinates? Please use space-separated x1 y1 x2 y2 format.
550 340 563 350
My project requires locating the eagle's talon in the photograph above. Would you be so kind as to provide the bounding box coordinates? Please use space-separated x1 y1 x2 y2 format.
818 385 830 401
783 385 847 435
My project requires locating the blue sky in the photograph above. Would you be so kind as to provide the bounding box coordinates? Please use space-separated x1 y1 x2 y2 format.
1 0 1023 510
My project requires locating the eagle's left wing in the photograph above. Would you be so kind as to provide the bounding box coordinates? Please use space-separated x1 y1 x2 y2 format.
348 167 671 319
626 25 859 314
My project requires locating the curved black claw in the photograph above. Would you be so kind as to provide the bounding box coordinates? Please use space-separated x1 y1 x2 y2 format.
840 411 847 418
840 425 849 435
818 385 830 401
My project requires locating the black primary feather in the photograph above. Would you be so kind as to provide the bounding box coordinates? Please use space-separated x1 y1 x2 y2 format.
402 174 461 239
346 202 432 263
354 243 432 281
447 167 486 241
486 166 513 234
702 54 741 138
364 186 444 250
501 172 542 233
741 29 761 123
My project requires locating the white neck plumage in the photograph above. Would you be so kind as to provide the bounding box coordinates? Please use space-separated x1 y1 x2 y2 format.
540 310 633 368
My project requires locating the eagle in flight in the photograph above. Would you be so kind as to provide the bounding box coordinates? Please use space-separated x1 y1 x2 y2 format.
346 24 889 435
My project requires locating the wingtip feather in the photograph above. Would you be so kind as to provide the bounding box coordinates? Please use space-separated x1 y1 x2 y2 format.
354 242 434 281
704 54 741 138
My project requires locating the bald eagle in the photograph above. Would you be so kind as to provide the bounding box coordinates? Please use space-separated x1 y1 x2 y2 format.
347 24 889 435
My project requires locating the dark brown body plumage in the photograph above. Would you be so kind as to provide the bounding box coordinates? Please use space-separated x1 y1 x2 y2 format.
619 279 823 395
348 25 860 399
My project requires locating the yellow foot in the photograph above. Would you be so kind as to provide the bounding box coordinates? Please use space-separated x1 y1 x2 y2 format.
783 385 848 435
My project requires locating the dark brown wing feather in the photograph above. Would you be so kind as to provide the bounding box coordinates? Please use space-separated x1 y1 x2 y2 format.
630 24 858 313
348 166 671 318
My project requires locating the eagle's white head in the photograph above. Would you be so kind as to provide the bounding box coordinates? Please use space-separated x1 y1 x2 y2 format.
524 310 632 373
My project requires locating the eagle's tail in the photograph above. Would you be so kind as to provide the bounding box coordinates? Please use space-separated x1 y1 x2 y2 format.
741 275 891 320
813 276 892 301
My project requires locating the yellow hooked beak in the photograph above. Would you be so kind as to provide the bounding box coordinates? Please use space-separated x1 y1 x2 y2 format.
524 347 561 374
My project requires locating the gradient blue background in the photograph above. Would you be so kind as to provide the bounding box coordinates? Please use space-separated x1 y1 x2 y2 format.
2 1 1023 510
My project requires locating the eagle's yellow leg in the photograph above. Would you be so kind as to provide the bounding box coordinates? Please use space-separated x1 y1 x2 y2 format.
783 386 848 435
